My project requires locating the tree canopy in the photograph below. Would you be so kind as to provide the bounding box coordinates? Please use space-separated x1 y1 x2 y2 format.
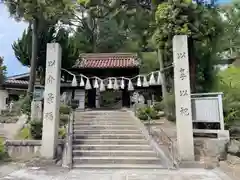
12 26 78 75
2 0 75 94
153 0 223 92
5 0 240 94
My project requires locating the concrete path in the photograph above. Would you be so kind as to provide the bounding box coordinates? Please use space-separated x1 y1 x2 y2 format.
2 114 28 139
0 166 234 180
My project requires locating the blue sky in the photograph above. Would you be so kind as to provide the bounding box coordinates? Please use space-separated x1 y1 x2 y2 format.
0 4 28 76
0 0 233 76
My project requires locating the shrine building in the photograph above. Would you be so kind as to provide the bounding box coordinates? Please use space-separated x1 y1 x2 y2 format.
3 53 161 110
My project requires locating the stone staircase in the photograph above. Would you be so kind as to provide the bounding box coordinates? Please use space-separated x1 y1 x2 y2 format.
72 110 165 168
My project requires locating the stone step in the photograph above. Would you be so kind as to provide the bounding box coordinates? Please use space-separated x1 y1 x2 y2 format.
76 112 129 115
73 121 135 125
72 164 164 169
73 139 149 145
77 114 130 116
76 116 131 119
75 113 129 117
72 156 161 165
73 122 134 126
73 129 141 134
73 126 138 131
72 150 157 157
74 124 136 128
75 111 128 114
75 112 129 116
73 134 145 139
73 144 153 151
74 118 132 122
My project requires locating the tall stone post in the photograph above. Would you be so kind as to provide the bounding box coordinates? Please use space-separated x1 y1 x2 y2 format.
41 43 62 158
173 35 194 161
74 89 85 110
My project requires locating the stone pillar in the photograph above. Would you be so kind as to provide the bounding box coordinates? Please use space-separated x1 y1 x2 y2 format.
31 100 43 120
74 89 85 110
173 35 194 161
0 90 8 113
41 43 62 159
66 90 72 104
95 89 100 108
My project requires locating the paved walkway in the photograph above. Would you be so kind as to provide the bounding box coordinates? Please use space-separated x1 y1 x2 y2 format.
0 165 235 180
2 114 28 139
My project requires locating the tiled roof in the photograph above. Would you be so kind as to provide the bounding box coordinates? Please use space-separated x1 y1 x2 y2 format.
4 79 72 87
7 73 30 80
73 53 140 69
4 79 29 85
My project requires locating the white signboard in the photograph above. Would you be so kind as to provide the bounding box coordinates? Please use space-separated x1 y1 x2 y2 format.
192 97 220 123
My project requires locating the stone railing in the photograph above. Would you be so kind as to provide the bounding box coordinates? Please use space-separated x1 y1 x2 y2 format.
62 111 74 168
150 126 180 168
133 103 179 169
5 139 64 159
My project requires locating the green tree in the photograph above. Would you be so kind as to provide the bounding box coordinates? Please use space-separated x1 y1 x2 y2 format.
0 57 7 89
217 1 240 59
74 0 155 53
153 0 223 92
139 52 159 73
12 26 78 84
217 67 240 127
2 0 75 97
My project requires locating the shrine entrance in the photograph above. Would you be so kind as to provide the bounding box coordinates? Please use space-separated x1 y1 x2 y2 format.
86 88 96 108
84 88 131 109
66 53 140 110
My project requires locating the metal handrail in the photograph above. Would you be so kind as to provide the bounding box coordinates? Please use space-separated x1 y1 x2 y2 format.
135 104 179 168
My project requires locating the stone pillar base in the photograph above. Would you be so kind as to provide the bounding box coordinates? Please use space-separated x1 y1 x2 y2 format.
193 129 230 140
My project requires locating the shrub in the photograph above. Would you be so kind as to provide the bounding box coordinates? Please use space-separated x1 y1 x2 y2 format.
20 95 31 116
217 67 240 127
60 105 71 115
60 114 69 126
149 110 159 120
0 116 19 123
164 93 176 121
0 137 9 160
30 120 43 140
16 127 31 140
153 101 164 112
166 114 176 122
137 107 159 120
58 127 66 139
137 109 148 120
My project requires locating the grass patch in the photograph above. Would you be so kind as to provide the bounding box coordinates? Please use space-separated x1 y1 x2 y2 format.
15 126 32 140
0 137 10 161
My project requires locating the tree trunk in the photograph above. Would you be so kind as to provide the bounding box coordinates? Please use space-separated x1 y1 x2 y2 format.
0 57 4 90
188 38 197 93
27 19 38 98
158 48 167 100
158 48 169 114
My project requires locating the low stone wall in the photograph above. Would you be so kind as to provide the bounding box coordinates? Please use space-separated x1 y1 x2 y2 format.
5 139 65 160
194 138 228 162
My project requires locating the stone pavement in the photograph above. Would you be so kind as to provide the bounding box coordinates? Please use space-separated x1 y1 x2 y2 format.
0 166 235 180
